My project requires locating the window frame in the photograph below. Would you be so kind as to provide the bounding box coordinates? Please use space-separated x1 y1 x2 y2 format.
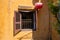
13 10 36 35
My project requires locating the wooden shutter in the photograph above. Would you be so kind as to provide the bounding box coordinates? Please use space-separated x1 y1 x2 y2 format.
33 11 36 31
13 11 21 35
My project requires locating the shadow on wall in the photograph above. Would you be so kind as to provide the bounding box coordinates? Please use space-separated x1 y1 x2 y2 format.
32 0 42 40
13 0 51 40
32 0 51 40
18 32 32 40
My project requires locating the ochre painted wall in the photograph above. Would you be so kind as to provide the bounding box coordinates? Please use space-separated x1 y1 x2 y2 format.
0 0 37 40
0 0 13 40
0 0 59 40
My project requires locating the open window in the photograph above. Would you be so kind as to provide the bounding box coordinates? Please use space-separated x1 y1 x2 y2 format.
13 10 36 35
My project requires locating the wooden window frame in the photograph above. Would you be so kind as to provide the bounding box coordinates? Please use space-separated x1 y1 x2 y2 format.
13 10 36 35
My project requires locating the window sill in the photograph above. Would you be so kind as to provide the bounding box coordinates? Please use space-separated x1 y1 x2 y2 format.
21 29 32 31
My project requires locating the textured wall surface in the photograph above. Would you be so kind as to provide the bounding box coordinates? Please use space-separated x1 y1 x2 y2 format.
0 0 59 40
0 0 13 40
0 0 35 40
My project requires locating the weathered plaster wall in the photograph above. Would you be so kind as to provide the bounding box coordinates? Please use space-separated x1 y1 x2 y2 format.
0 0 36 40
0 0 59 40
0 0 49 40
32 0 50 40
0 0 13 40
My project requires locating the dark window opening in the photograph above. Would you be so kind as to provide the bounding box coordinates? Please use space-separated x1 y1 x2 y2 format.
21 12 33 29
14 10 36 35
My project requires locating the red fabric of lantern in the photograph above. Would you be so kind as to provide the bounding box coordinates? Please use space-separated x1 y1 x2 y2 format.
35 2 43 9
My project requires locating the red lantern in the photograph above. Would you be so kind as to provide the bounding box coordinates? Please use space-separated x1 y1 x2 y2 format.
35 2 43 9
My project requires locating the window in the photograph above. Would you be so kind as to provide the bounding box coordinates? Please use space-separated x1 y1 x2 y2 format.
13 10 36 35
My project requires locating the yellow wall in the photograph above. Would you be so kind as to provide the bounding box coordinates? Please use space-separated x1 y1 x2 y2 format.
0 0 36 40
0 0 50 40
0 0 13 40
0 0 59 40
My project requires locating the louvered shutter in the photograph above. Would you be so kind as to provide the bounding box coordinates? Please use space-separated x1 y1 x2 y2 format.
13 11 21 35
